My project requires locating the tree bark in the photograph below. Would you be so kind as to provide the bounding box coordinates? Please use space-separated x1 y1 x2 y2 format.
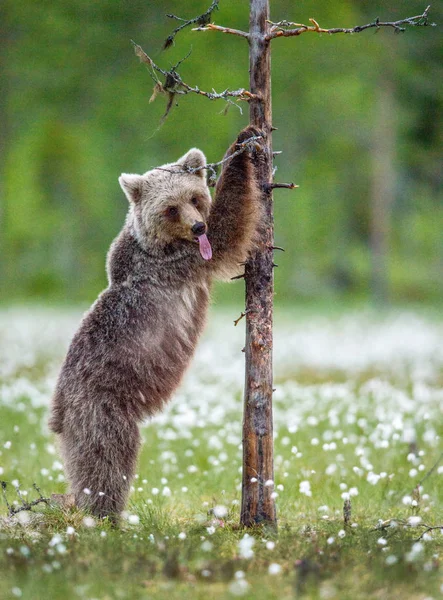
370 77 396 306
240 0 276 528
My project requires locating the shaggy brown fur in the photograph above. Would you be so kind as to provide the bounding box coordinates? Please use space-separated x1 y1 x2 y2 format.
49 126 263 520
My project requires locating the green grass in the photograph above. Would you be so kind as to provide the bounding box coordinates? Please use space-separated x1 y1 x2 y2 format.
0 307 442 599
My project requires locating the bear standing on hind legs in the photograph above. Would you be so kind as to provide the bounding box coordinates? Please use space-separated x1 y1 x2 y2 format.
49 126 264 521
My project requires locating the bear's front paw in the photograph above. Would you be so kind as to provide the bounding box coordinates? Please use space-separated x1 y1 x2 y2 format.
236 126 265 148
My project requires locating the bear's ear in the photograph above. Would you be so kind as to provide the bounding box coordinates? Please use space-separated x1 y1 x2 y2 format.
119 174 143 203
177 148 206 179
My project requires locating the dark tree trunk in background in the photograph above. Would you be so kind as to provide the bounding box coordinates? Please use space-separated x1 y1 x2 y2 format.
370 78 396 305
241 0 276 528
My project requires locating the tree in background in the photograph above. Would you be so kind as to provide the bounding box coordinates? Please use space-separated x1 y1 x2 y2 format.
1 0 441 304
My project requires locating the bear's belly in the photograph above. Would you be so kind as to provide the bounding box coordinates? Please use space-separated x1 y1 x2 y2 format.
135 282 210 413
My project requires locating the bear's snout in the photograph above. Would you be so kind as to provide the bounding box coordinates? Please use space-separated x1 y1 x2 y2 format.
191 222 206 236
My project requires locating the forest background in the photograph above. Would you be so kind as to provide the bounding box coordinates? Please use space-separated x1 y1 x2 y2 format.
1 0 441 306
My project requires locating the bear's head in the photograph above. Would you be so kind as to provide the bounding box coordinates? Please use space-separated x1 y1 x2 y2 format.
119 149 212 260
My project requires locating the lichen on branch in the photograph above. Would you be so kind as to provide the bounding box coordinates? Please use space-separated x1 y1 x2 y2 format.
132 41 256 123
267 5 435 39
154 133 264 186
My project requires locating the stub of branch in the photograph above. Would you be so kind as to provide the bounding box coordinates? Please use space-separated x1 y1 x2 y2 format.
234 309 251 327
264 182 299 191
267 6 434 40
343 498 352 528
164 0 220 49
192 23 249 39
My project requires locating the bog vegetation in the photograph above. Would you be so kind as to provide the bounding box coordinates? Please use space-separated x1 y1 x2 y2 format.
0 307 442 599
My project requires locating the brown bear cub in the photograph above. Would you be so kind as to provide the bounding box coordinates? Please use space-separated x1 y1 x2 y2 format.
48 126 264 521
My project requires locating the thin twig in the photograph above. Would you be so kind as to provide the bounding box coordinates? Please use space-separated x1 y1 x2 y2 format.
132 41 256 123
234 309 250 327
372 517 443 541
154 133 264 186
193 23 249 39
164 0 220 49
1 481 11 513
1 481 50 516
267 6 434 40
343 498 352 528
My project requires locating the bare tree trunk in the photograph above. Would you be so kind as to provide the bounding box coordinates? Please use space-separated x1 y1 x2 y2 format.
370 77 396 306
240 0 276 528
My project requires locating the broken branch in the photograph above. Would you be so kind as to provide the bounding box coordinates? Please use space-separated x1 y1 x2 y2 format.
1 481 50 516
267 6 434 40
192 23 249 39
164 0 220 49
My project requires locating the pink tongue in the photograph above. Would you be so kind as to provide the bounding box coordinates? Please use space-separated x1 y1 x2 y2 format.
197 233 212 261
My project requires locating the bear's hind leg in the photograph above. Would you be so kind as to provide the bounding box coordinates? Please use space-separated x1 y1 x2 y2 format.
60 411 140 521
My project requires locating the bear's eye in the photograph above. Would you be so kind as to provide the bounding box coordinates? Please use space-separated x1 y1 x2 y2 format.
165 206 179 218
191 197 199 207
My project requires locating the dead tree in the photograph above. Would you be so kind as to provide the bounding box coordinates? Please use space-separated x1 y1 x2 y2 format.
134 2 434 529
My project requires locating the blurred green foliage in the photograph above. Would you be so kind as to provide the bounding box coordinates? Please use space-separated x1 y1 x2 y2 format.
1 0 441 304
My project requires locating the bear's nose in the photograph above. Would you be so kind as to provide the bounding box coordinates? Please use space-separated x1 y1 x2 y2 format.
192 221 206 236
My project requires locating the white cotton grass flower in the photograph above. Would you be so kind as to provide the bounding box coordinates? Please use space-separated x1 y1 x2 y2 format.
377 538 388 546
127 514 140 525
299 481 312 497
266 541 275 550
405 542 424 562
213 505 228 518
238 534 254 559
385 555 398 565
338 529 346 539
82 517 95 528
201 540 213 551
228 579 250 596
178 532 187 540
408 516 422 526
16 512 31 525
48 534 63 547
66 526 76 536
268 563 282 575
